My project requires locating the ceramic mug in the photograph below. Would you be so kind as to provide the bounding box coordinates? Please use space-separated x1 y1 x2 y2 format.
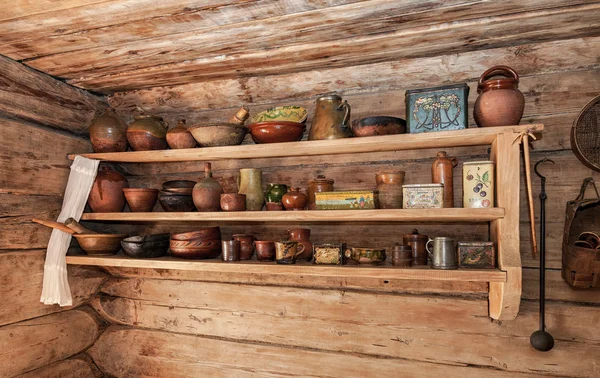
255 241 276 262
275 241 305 264
426 237 457 269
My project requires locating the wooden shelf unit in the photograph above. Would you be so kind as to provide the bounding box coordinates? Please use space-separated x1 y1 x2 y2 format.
68 124 544 320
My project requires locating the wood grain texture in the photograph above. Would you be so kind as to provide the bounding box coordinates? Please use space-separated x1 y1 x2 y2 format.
16 355 102 378
0 55 106 133
0 250 106 327
0 309 101 377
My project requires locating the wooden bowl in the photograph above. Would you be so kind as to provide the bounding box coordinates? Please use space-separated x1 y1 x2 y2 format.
188 123 248 147
247 121 306 144
74 234 127 256
251 106 308 124
123 188 159 212
350 116 406 137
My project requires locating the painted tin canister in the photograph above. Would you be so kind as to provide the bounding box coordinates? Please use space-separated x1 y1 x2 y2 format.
313 243 346 265
315 191 377 210
405 83 470 134
402 184 444 209
458 241 496 268
463 161 494 208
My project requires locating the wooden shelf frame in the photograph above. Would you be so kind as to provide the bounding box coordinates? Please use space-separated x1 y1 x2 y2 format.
67 124 544 320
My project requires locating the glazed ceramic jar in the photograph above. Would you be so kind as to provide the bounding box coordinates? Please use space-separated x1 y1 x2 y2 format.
265 183 288 211
238 168 264 211
232 234 255 260
88 109 128 153
127 114 168 151
375 171 405 209
192 162 223 212
88 165 129 213
403 229 428 266
431 151 458 208
473 65 525 127
282 188 308 210
307 175 334 210
287 228 313 261
166 119 196 149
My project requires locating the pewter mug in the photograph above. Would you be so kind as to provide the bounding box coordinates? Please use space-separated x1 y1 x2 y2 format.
426 237 457 269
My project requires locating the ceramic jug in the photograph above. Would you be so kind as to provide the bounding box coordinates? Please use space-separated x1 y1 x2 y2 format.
431 151 458 208
308 94 352 140
88 165 129 213
127 114 168 151
473 65 525 127
287 228 313 261
88 109 128 153
192 162 223 212
166 119 196 149
376 171 405 209
265 183 288 211
238 168 264 211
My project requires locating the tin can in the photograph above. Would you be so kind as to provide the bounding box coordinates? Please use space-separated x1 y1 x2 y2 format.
463 161 494 208
392 244 412 267
402 184 444 209
458 241 496 268
315 191 377 210
405 83 470 134
313 243 346 265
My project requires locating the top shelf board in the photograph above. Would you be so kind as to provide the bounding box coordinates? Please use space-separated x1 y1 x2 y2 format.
68 124 543 163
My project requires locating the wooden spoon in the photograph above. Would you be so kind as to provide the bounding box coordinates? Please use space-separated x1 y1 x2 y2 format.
32 218 75 234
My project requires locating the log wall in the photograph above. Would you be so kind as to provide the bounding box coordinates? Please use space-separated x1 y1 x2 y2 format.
0 56 106 377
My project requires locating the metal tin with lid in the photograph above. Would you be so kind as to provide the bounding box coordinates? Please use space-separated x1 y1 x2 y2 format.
463 161 494 208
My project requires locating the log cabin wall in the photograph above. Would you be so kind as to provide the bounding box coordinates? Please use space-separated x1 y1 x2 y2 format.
1 1 600 377
0 56 107 377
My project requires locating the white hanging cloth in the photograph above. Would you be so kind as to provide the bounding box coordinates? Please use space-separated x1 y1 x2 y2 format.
40 156 99 306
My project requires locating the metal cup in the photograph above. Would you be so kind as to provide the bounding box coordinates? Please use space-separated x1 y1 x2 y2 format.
222 240 240 262
426 237 457 269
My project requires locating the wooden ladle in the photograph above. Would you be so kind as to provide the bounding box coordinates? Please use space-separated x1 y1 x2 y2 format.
64 218 98 234
32 218 98 235
32 218 75 234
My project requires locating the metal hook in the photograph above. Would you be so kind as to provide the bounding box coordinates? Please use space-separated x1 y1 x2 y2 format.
534 158 555 179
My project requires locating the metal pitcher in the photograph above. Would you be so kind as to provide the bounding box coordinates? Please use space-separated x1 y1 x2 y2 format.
308 94 352 140
426 237 457 269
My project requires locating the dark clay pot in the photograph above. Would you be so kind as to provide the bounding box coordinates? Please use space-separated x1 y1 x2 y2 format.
255 241 275 261
473 66 525 127
127 114 168 151
192 163 223 212
88 109 128 153
282 188 308 210
232 234 255 260
88 165 129 213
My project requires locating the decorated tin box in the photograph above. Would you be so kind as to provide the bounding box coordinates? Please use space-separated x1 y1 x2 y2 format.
405 83 470 134
463 161 494 208
313 243 346 265
315 191 377 210
402 184 444 209
458 241 496 269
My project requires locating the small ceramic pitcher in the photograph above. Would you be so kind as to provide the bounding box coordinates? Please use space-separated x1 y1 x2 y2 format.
238 168 264 211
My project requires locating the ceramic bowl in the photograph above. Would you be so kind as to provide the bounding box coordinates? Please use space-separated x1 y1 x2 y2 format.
345 247 386 264
169 239 222 259
123 188 159 212
170 227 221 241
74 234 127 256
350 116 407 137
247 121 306 144
251 106 308 124
161 187 194 195
158 191 196 212
126 130 168 151
121 233 170 258
220 193 246 211
162 180 196 190
188 123 248 147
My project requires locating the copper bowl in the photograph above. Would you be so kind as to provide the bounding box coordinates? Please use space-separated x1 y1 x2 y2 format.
158 191 195 212
188 123 248 147
169 239 222 259
123 188 159 212
220 193 246 211
350 116 406 137
170 227 221 241
74 234 127 256
247 121 306 144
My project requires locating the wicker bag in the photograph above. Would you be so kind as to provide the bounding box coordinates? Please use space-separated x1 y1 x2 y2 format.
562 177 600 289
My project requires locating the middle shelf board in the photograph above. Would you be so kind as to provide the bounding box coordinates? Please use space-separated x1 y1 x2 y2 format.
80 208 504 222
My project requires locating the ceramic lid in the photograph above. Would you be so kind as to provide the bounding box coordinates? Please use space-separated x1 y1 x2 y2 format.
309 175 334 185
404 229 428 240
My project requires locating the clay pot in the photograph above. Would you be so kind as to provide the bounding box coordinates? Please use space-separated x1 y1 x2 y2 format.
265 183 287 211
247 121 306 144
171 227 221 241
375 171 405 209
158 191 195 212
88 165 129 213
220 193 246 211
188 123 248 147
166 119 196 149
232 234 255 260
265 202 284 211
287 228 313 261
307 175 334 210
255 241 276 262
123 188 159 212
238 168 264 211
473 65 525 127
431 151 458 208
282 188 308 210
403 229 428 266
88 109 128 153
169 226 221 259
193 162 223 212
127 114 168 151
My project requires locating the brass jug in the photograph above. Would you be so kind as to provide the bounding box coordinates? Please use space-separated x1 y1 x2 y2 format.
308 94 352 140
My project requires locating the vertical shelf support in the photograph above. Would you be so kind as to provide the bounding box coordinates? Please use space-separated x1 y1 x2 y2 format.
489 132 522 320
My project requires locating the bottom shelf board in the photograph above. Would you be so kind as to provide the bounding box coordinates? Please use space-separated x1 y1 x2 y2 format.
66 255 507 282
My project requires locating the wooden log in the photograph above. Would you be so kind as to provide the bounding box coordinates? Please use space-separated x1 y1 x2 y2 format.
522 267 600 304
0 250 106 326
0 309 101 377
0 0 107 22
0 56 106 133
16 355 102 378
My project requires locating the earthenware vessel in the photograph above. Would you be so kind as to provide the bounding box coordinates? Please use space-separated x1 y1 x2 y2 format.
121 233 170 258
345 247 386 265
287 228 313 261
166 119 196 149
238 168 264 211
232 233 255 260
170 227 221 241
265 202 284 211
158 191 196 212
251 106 307 124
74 233 128 256
426 237 457 269
350 116 406 137
188 123 248 147
307 175 334 210
162 180 196 191
376 171 405 209
88 109 128 153
247 121 306 144
275 241 305 264
403 229 428 266
193 162 223 212
432 151 458 208
169 226 221 259
220 193 246 211
392 244 412 267
221 240 241 262
127 114 168 151
473 65 525 127
255 241 276 262
282 188 308 210
308 94 352 140
88 165 129 213
123 188 159 212
265 183 288 211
